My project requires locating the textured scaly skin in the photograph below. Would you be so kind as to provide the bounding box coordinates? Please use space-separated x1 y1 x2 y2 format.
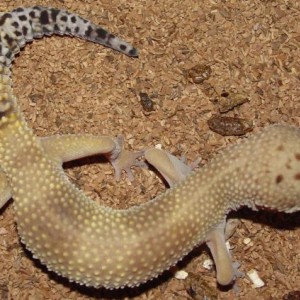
0 6 299 290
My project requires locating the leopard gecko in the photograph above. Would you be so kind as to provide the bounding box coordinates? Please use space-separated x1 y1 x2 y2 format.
0 5 299 290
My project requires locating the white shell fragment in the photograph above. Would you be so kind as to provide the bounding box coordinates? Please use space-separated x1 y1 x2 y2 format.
203 259 214 270
243 237 252 245
226 240 233 250
174 270 189 280
247 269 265 288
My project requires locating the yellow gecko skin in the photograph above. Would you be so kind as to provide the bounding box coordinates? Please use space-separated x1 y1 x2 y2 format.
0 6 299 291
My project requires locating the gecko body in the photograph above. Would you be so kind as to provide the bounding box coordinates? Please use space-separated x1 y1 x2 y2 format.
0 6 299 290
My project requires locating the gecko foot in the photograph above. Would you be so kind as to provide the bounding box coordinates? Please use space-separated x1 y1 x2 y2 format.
109 135 147 181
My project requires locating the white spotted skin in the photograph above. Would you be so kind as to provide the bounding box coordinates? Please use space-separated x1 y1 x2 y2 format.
0 108 299 289
0 6 138 67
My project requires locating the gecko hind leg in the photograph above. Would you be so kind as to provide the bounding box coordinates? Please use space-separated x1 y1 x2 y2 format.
144 147 241 286
0 134 144 211
41 134 146 180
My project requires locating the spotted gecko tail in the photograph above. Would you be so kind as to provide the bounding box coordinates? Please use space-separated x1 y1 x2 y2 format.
0 6 138 67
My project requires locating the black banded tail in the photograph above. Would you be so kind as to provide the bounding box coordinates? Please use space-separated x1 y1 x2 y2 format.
0 6 138 67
